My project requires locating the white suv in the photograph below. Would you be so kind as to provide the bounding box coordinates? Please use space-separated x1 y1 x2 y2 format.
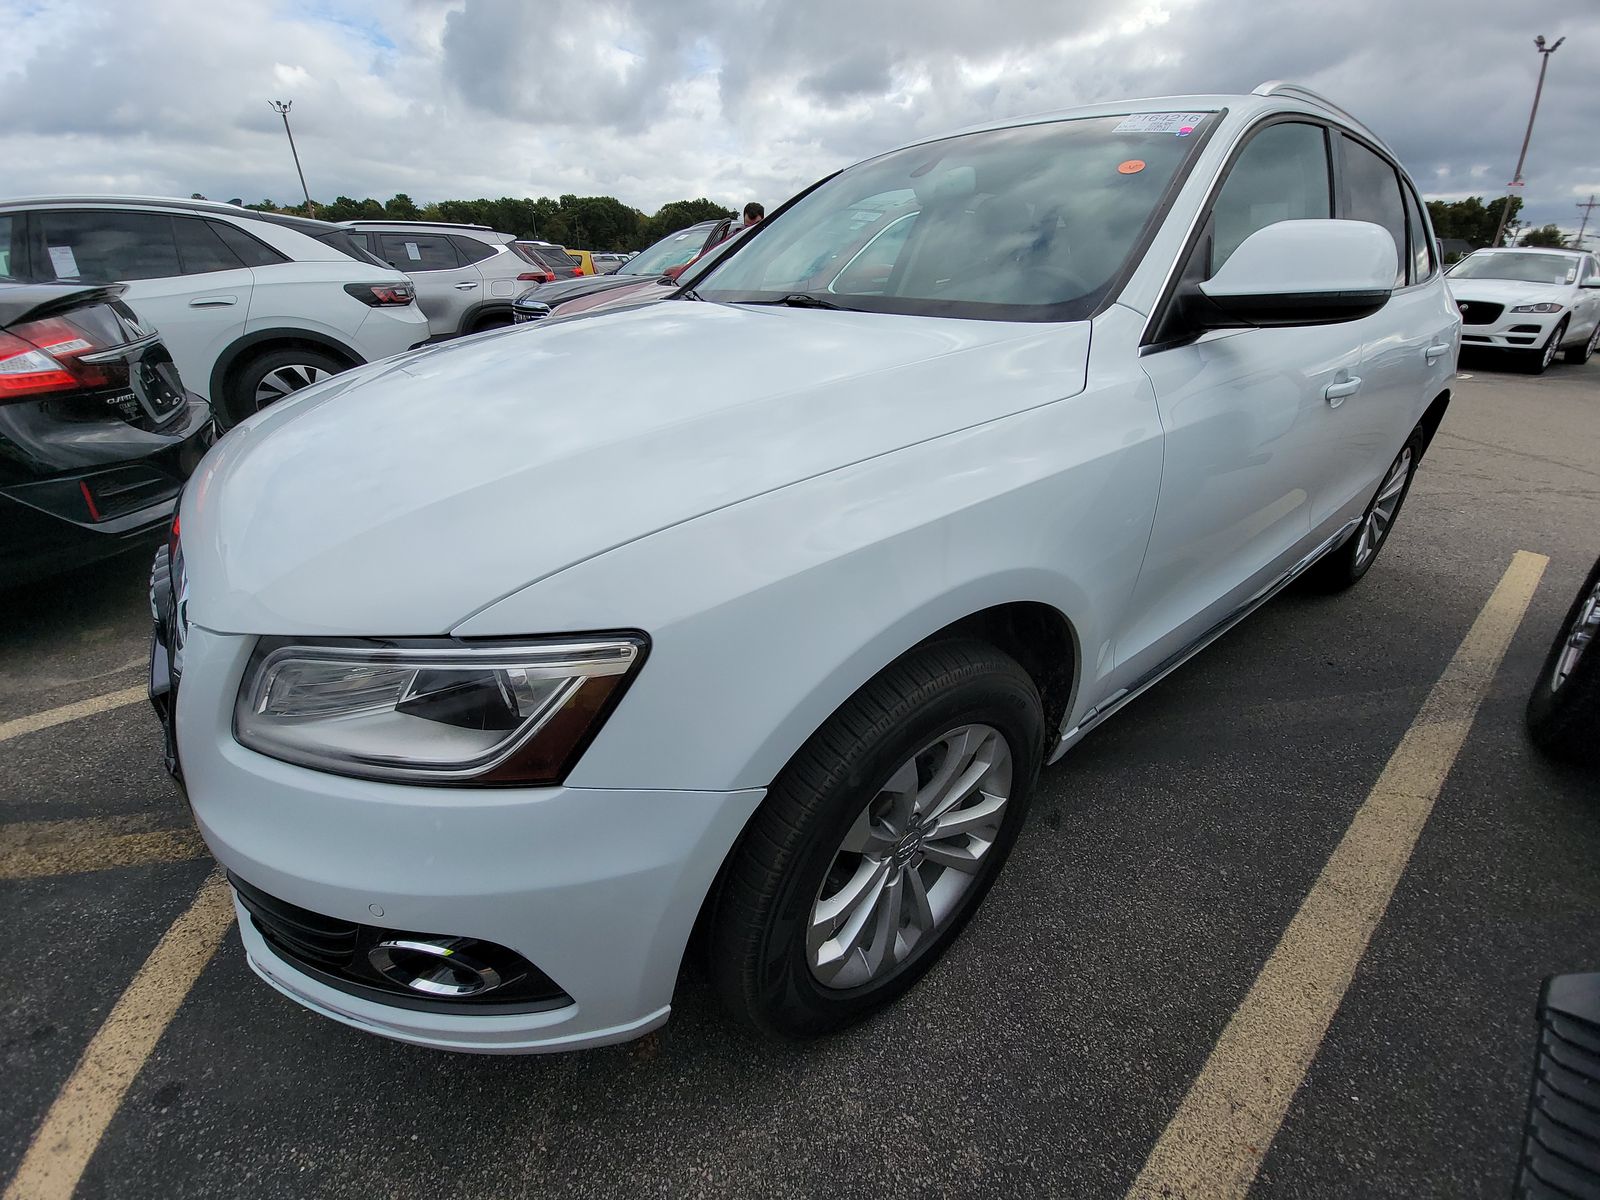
154 83 1459 1053
342 221 544 339
0 196 428 427
1446 247 1600 372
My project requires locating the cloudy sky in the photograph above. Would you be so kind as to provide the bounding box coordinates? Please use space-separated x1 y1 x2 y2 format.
4 0 1598 241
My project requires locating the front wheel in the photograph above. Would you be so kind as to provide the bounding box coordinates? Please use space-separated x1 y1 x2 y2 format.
1525 320 1567 374
1526 554 1600 765
707 639 1044 1038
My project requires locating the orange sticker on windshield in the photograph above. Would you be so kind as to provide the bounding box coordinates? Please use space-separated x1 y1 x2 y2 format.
1118 159 1146 174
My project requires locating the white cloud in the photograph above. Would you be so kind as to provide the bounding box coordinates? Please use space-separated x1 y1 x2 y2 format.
0 0 1596 241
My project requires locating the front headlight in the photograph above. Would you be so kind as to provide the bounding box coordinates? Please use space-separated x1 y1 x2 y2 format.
234 635 646 786
1510 302 1564 313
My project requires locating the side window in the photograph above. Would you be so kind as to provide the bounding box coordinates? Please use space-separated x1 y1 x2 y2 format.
1208 121 1332 274
345 231 373 251
1401 184 1434 284
210 221 289 267
1336 135 1407 288
0 215 15 281
451 236 497 264
36 210 182 282
173 217 244 275
377 233 460 272
1585 257 1600 285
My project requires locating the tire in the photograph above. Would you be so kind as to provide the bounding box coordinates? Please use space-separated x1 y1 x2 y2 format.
1563 321 1600 365
707 639 1045 1038
1526 554 1600 765
221 347 348 429
1305 426 1425 592
1525 320 1567 375
468 311 514 334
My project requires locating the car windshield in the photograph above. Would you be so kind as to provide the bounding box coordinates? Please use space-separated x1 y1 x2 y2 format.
1448 252 1579 285
693 113 1213 320
622 227 715 277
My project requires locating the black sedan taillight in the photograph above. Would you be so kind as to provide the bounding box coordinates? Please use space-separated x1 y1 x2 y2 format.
343 282 415 307
0 315 118 403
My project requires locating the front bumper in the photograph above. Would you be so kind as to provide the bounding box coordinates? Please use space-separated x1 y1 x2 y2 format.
1456 304 1564 351
171 625 764 1053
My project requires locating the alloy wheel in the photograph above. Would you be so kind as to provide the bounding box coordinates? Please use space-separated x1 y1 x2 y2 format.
1541 329 1561 370
1353 446 1412 568
1551 577 1600 693
253 363 329 412
806 724 1013 990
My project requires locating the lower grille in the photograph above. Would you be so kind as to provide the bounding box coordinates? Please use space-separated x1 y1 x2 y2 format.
1457 300 1505 326
1515 973 1600 1198
228 872 570 1014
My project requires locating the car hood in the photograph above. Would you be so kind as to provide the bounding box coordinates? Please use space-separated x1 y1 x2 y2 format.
548 279 670 319
514 274 647 307
1446 277 1576 306
180 301 1090 636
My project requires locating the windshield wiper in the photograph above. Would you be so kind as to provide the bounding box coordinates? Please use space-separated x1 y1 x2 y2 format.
742 293 853 311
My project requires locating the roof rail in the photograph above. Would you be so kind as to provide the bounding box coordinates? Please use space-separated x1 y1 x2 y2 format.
1252 81 1367 131
340 219 495 231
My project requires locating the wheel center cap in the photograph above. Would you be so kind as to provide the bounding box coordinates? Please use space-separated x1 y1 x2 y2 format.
892 823 927 868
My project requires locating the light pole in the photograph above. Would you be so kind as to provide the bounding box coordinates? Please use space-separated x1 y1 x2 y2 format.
1576 195 1598 250
1491 34 1564 248
269 100 315 217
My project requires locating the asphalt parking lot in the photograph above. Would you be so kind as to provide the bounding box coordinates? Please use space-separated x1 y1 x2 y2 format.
2 350 1597 1200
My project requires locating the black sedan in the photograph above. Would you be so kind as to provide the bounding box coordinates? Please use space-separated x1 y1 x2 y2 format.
1 282 214 587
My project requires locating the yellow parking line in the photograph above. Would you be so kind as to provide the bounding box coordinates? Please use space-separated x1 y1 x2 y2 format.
0 815 205 881
3 871 235 1200
1126 550 1548 1200
0 687 148 745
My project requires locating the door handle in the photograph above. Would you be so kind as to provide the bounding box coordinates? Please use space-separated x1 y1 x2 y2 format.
1425 342 1450 360
188 296 237 308
1324 376 1362 406
453 282 479 291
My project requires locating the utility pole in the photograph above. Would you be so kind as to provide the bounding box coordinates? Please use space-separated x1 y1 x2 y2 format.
1492 34 1564 248
1577 194 1599 249
269 100 315 217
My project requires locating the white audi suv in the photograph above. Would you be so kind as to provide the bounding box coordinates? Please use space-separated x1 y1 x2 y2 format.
152 83 1459 1053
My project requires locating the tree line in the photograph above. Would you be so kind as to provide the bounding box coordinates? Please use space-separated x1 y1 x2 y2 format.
197 191 1575 255
1425 195 1572 252
194 193 736 252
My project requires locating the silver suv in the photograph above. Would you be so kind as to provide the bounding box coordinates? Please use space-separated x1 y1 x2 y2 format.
343 221 545 338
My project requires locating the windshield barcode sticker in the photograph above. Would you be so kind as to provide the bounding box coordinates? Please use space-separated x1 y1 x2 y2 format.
1114 113 1209 135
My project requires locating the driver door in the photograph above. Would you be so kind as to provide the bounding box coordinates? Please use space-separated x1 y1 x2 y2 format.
1117 120 1365 675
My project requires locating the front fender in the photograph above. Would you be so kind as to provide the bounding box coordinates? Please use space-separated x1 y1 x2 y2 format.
455 378 1162 793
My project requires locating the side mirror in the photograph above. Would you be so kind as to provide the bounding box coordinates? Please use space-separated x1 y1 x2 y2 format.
1580 278 1600 289
661 264 687 282
1195 219 1396 328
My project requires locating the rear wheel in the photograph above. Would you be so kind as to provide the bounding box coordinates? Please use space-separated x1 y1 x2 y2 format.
1526 554 1600 765
221 347 347 429
1305 428 1423 591
1563 321 1600 365
708 639 1044 1038
1525 319 1567 374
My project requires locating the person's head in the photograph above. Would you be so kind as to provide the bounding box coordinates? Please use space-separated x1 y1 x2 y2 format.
743 201 764 226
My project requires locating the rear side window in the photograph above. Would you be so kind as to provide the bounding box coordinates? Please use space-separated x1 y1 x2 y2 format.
532 245 579 270
451 236 498 264
377 233 461 271
0 214 15 281
1337 135 1407 288
211 221 291 267
174 217 244 274
1209 121 1332 274
312 229 390 268
1401 184 1434 285
36 210 182 282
